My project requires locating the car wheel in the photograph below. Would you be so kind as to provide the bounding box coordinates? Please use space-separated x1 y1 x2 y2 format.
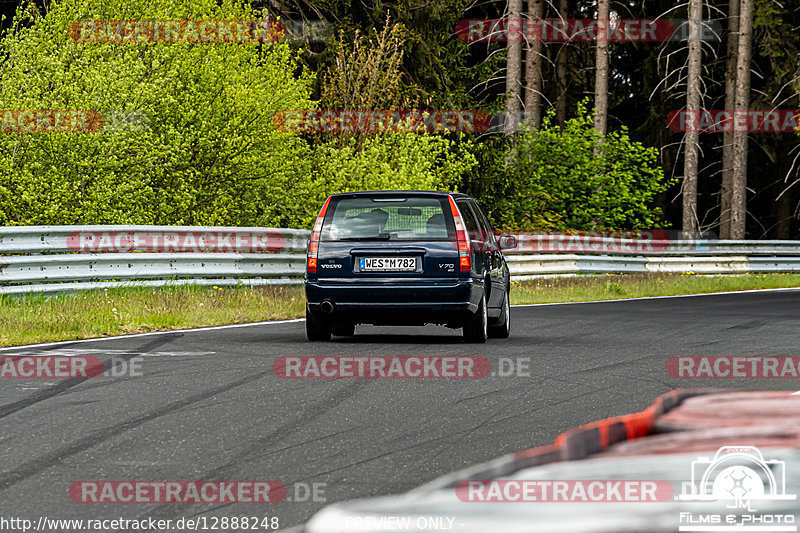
306 309 331 341
488 291 511 339
463 291 488 343
332 322 355 337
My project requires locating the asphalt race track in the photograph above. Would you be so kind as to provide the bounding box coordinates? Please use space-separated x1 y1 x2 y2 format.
1 289 799 529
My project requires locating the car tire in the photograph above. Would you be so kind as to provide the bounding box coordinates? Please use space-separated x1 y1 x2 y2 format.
306 309 331 341
463 291 488 343
332 323 355 337
488 291 511 339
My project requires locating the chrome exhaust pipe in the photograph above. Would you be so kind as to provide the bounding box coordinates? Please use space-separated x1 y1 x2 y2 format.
320 301 335 314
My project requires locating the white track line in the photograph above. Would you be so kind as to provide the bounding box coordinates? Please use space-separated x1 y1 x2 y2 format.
511 286 800 307
0 318 304 352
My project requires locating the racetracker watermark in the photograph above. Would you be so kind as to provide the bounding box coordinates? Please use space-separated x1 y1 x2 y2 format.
488 229 715 254
0 110 103 133
273 356 491 379
280 20 333 43
667 356 800 379
455 480 674 502
1 516 282 532
69 481 288 503
0 356 102 378
341 516 457 531
68 230 292 252
455 19 722 42
0 356 144 379
68 20 284 44
272 110 493 134
502 230 670 254
101 110 151 132
667 110 800 133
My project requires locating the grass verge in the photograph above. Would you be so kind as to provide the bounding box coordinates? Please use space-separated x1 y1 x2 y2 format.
1 273 799 347
0 284 306 348
509 273 800 305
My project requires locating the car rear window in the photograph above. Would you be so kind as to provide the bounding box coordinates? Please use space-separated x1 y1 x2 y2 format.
321 196 454 241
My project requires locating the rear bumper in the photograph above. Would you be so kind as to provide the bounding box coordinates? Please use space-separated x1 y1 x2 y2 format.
305 278 483 324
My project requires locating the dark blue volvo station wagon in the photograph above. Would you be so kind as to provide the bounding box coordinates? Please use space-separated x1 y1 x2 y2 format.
304 191 517 342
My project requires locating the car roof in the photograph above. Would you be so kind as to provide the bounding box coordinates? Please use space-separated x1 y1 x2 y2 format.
328 190 470 199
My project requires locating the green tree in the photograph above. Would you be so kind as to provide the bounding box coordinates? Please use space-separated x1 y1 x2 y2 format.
484 101 675 231
0 0 315 226
0 1 478 228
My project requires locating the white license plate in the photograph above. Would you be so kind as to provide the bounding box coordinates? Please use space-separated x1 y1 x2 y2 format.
359 256 417 272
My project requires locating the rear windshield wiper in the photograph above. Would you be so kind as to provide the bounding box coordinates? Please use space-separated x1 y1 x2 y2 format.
337 233 392 241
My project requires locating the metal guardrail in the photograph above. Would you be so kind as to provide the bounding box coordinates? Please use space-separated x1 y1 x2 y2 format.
508 234 800 256
0 225 311 254
0 253 307 295
0 226 310 295
508 254 757 278
2 226 800 295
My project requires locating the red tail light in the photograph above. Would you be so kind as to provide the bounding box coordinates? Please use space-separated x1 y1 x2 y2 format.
448 195 472 272
307 197 331 273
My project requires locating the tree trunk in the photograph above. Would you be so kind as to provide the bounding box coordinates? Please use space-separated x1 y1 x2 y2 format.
682 0 703 237
776 189 792 239
524 0 544 129
555 0 569 128
504 0 523 135
775 140 794 239
730 0 753 239
593 0 610 136
720 0 740 239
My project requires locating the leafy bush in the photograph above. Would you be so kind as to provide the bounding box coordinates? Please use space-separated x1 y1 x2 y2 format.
0 0 477 230
274 21 477 228
0 0 319 226
295 133 476 227
473 101 675 231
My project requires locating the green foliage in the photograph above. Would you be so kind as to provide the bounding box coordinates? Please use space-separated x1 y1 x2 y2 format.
2 0 797 236
379 0 504 110
321 22 417 113
479 101 674 231
0 0 317 226
277 0 501 111
752 0 800 116
0 0 476 230
288 133 476 228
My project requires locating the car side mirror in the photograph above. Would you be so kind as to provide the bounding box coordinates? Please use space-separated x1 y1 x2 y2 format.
498 235 517 250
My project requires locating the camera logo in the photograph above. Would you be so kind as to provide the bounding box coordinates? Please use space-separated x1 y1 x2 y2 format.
678 446 796 532
680 446 794 503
